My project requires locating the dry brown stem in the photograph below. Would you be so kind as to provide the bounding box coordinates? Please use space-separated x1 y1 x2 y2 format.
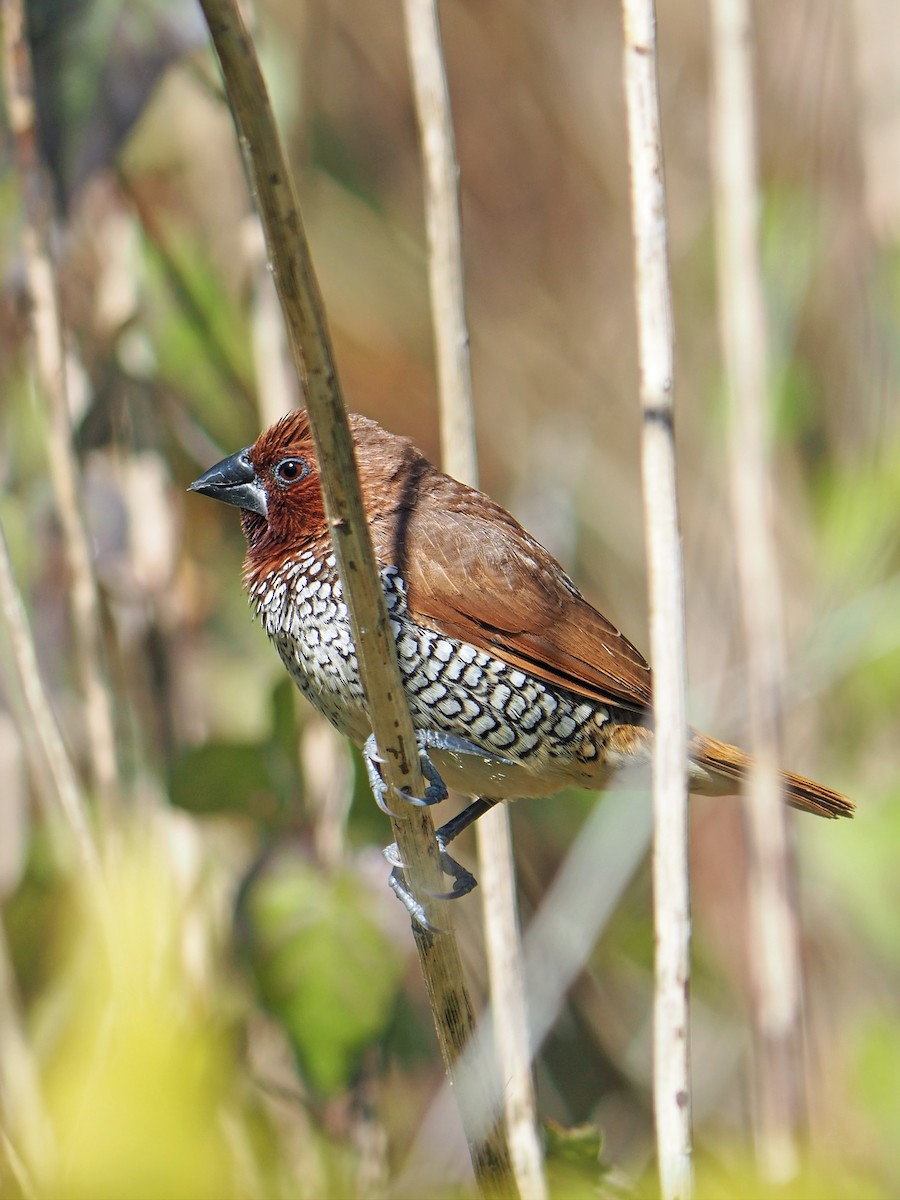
1 0 119 817
0 524 102 888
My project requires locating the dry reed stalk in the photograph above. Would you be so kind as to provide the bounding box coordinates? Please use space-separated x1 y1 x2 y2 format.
400 781 653 1192
709 0 806 1181
0 521 102 890
402 2 543 1196
2 0 119 819
621 2 693 1197
244 215 299 427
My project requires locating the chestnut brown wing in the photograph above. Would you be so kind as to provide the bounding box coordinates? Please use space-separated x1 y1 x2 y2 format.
372 481 653 716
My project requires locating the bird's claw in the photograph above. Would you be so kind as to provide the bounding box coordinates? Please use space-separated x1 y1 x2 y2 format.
384 842 477 931
427 850 477 901
363 732 449 815
383 840 476 896
382 841 406 870
388 868 444 934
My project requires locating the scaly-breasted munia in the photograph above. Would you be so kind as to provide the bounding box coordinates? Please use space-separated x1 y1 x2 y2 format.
190 410 853 910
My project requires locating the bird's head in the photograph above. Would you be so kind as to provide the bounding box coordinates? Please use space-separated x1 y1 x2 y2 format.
191 408 433 588
189 410 326 576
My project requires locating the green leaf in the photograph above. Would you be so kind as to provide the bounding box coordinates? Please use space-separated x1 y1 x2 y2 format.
245 854 404 1096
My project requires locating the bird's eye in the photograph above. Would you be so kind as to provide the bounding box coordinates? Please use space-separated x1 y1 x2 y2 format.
275 457 308 484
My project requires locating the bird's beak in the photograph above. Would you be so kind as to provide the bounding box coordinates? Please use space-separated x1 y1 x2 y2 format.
188 449 268 518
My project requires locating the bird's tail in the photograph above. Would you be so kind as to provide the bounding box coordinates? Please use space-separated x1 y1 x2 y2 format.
688 731 855 819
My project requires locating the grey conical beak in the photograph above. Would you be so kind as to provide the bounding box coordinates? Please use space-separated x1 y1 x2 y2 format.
189 449 268 518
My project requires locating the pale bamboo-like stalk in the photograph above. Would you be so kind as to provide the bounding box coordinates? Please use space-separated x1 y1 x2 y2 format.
402 0 478 465
621 3 693 1198
196 2 514 1192
2 0 118 817
0 524 102 889
403 3 544 1197
850 0 900 240
709 0 805 1181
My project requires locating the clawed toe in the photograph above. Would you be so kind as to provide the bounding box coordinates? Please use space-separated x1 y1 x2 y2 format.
425 849 477 901
418 749 450 805
388 868 444 934
382 841 405 870
384 842 478 930
363 733 448 813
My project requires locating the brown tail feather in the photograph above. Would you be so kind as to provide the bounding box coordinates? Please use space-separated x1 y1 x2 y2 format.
689 732 855 820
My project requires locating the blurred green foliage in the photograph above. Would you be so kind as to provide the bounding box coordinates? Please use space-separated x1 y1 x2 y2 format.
243 854 405 1096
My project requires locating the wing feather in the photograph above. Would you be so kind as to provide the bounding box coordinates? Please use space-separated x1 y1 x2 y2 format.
366 463 652 715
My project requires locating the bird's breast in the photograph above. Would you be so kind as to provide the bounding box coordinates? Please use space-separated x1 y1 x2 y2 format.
250 549 371 744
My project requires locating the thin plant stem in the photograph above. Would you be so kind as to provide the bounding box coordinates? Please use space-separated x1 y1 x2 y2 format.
244 215 298 427
0 523 102 889
621 3 693 1197
2 0 119 817
196 2 514 1192
709 0 805 1181
402 0 478 468
403 2 543 1196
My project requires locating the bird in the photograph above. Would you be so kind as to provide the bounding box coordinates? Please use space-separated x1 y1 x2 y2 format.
190 409 854 918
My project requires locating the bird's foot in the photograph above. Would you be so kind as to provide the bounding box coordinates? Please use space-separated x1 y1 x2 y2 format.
384 806 481 931
384 847 477 934
363 732 449 816
383 837 478 900
388 868 441 934
365 729 516 815
369 733 506 929
383 793 502 927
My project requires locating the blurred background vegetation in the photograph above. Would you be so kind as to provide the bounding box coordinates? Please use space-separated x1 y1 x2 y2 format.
0 0 898 1196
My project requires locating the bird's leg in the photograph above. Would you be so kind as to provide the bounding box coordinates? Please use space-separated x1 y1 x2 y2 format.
384 795 501 930
418 728 517 766
428 795 500 899
436 795 500 850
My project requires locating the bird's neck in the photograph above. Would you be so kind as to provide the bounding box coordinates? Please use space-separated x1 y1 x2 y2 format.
241 513 331 593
